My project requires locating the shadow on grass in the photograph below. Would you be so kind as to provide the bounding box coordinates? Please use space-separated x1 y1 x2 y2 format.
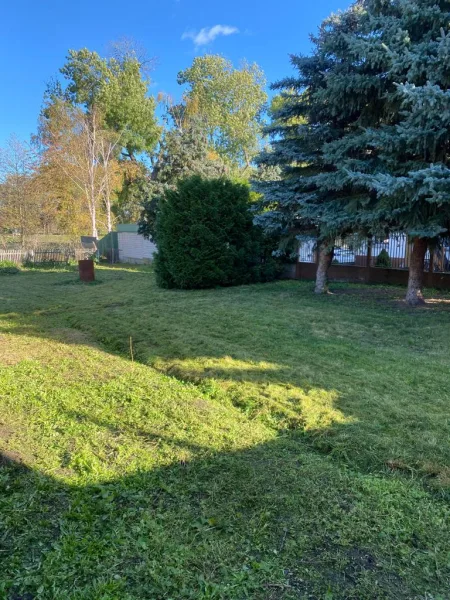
1 434 449 600
2 268 450 597
2 267 450 482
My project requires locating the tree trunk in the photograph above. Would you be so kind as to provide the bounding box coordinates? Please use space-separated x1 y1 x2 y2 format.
105 182 113 233
405 237 428 306
106 200 112 233
315 242 334 294
91 204 98 239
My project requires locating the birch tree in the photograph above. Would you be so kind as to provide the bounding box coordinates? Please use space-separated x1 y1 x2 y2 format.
41 101 122 237
60 47 160 159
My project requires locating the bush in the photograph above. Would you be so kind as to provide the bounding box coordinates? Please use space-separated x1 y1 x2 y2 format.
375 248 392 268
152 176 278 289
0 260 20 275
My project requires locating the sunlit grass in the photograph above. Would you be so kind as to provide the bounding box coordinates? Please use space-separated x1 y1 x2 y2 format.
152 354 350 431
0 265 449 599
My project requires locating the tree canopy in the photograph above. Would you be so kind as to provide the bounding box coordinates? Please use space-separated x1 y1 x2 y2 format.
0 136 41 243
178 55 267 169
59 48 160 158
255 3 372 255
347 0 450 239
137 110 226 240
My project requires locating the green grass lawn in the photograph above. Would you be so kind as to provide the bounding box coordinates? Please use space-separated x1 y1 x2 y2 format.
1 265 449 599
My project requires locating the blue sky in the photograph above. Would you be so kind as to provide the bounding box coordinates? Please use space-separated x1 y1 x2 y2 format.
1 0 350 145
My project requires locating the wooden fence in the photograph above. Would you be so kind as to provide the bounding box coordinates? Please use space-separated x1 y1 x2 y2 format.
0 248 86 265
0 250 24 264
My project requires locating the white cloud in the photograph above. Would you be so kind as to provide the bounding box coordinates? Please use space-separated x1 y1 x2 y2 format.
182 25 239 47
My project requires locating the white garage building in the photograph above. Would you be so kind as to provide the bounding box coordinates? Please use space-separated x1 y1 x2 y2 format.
117 224 157 264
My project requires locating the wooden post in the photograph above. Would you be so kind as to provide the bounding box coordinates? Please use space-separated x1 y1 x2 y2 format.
405 237 412 268
78 259 95 282
366 236 372 282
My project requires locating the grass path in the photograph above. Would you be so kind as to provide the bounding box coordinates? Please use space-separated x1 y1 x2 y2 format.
0 266 449 599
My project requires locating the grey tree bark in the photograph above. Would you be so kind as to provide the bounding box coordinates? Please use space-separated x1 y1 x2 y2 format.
314 242 334 294
405 237 428 306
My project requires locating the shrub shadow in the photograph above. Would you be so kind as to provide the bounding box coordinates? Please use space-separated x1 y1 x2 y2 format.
1 438 448 600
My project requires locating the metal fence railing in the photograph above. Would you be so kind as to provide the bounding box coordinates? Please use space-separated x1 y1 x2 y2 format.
298 234 450 274
334 235 369 267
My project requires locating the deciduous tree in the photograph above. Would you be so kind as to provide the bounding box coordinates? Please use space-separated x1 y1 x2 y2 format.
177 55 267 170
138 107 226 240
41 101 122 237
0 135 41 245
60 47 160 159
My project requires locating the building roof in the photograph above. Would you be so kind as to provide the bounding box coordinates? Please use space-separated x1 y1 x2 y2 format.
117 224 139 233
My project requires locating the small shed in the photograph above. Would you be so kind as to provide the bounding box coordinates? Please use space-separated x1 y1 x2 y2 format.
117 224 157 264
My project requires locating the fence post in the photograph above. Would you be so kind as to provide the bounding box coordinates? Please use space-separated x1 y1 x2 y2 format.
405 238 412 269
366 236 372 282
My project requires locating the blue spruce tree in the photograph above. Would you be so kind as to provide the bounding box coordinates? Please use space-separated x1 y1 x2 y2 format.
347 0 450 304
255 3 384 293
257 0 450 304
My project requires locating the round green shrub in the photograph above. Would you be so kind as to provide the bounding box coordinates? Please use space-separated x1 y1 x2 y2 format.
375 248 392 268
153 176 277 289
0 260 20 275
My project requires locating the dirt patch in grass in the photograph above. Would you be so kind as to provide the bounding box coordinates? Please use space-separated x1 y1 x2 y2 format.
0 334 40 365
0 448 26 467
